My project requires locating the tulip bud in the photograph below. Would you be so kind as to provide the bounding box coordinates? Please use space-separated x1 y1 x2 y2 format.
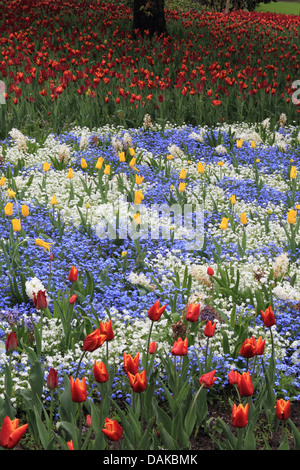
5 332 17 353
47 368 58 390
68 266 78 282
69 294 77 304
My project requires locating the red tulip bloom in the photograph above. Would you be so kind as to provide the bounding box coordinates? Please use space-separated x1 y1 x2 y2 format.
47 368 58 390
67 440 74 450
199 369 217 388
207 267 214 276
68 266 78 282
93 360 109 383
255 336 265 356
203 320 217 337
237 371 254 397
85 414 92 428
185 303 200 322
260 305 276 328
171 337 188 356
83 329 107 352
228 369 240 386
123 352 140 375
232 402 249 428
100 320 114 341
0 416 28 449
149 341 157 354
276 399 291 421
70 376 87 402
33 289 48 310
127 369 147 393
5 331 17 353
69 294 77 304
239 337 256 358
147 299 167 322
102 418 123 441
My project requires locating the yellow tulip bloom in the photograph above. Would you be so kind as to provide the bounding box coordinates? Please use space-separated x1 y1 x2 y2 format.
43 162 51 172
167 154 174 160
135 174 144 185
35 238 54 253
236 139 243 148
51 195 57 206
129 157 136 168
179 182 186 192
179 169 187 180
240 212 247 225
133 212 141 225
4 202 13 216
7 188 16 198
217 161 224 167
129 147 135 157
12 218 21 232
287 209 297 225
134 190 144 205
119 152 125 162
21 205 29 217
0 176 5 186
290 166 297 179
95 157 104 169
197 162 205 174
229 195 236 205
81 158 88 169
67 168 73 179
250 141 256 148
220 217 229 230
104 164 110 175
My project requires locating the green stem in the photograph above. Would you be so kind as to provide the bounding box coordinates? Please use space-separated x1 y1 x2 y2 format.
75 351 86 379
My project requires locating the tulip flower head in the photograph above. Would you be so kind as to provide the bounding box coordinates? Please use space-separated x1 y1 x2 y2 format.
68 266 78 282
43 162 51 172
287 209 297 225
127 369 147 393
228 369 240 386
83 329 107 352
35 238 54 253
197 162 205 174
12 218 21 232
199 369 217 388
0 416 28 449
5 331 17 353
207 267 214 276
51 195 57 206
260 305 276 328
220 217 229 230
33 289 48 310
100 320 114 341
276 399 291 421
102 418 123 441
185 302 200 322
123 352 140 375
203 320 217 337
4 202 13 216
93 360 109 383
148 341 157 354
21 205 29 217
232 402 249 428
47 368 58 390
171 337 188 356
237 371 254 397
70 376 87 402
147 299 167 322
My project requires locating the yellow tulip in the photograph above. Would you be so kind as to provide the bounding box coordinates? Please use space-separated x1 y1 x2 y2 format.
133 212 141 225
119 152 125 162
81 158 88 169
197 162 205 174
135 174 144 185
129 157 136 168
4 202 13 216
43 162 51 172
67 168 73 179
122 251 128 257
0 176 5 186
217 161 224 167
179 169 187 180
95 157 104 169
12 218 21 232
220 217 229 230
7 188 16 198
134 190 144 205
35 238 54 253
51 195 57 206
179 182 186 192
250 141 256 148
236 139 243 148
129 147 135 157
21 205 29 217
104 164 110 175
167 154 174 160
290 166 297 179
229 195 236 205
240 212 247 225
287 209 297 225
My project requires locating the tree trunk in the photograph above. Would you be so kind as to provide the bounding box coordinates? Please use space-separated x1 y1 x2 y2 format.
133 0 168 38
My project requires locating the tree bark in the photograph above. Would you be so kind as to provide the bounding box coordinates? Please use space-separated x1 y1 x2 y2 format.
133 0 168 38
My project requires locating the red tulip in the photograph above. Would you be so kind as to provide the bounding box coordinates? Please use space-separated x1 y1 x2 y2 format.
276 399 291 421
228 370 240 386
127 369 147 393
47 368 58 390
100 320 114 341
185 303 200 322
123 352 140 375
207 267 214 276
5 331 17 353
149 341 157 354
68 266 78 282
102 418 123 441
239 337 256 358
70 376 87 402
93 360 109 383
171 337 188 356
147 299 167 322
83 329 107 352
33 289 48 310
260 305 276 328
199 369 217 388
203 320 217 337
255 336 265 356
85 415 92 428
237 371 254 397
232 403 249 428
69 294 77 304
67 440 74 450
0 416 28 449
